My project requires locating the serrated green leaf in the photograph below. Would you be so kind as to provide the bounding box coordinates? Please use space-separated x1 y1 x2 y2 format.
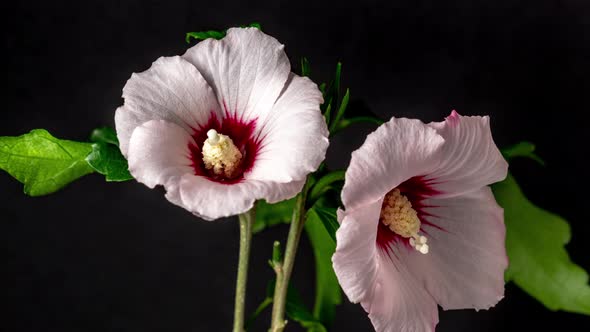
492 173 590 315
90 127 119 146
305 205 342 329
501 141 545 165
0 129 94 196
86 143 133 182
253 198 295 234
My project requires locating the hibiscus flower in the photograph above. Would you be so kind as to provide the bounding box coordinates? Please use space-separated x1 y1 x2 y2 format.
115 27 328 220
332 111 508 332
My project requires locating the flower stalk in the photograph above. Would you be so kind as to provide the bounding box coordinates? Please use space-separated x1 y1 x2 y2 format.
233 207 256 332
269 180 311 332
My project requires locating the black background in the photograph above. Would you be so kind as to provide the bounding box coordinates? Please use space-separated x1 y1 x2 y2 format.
2 0 590 331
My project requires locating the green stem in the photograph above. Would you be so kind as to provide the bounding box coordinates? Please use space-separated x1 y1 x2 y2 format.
269 182 310 332
233 208 255 332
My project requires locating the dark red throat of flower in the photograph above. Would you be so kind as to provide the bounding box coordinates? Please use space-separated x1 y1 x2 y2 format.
188 112 260 184
376 176 443 254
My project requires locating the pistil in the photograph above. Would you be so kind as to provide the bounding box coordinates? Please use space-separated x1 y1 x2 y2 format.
202 129 243 179
380 188 429 254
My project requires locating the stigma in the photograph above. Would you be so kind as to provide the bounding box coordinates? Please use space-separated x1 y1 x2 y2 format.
380 188 429 254
202 129 243 179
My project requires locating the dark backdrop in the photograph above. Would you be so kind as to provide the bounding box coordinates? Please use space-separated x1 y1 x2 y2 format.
1 1 589 331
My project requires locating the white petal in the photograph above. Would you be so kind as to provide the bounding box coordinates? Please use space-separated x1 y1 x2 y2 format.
404 187 507 310
365 252 439 332
246 74 328 182
426 111 508 197
176 176 305 220
342 117 445 211
115 56 220 156
127 119 194 190
182 27 290 128
332 199 383 303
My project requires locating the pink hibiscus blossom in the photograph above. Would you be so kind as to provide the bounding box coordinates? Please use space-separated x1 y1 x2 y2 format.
332 111 508 332
115 28 328 220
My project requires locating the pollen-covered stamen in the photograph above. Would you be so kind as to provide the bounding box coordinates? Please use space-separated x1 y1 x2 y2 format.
380 188 429 254
202 129 243 179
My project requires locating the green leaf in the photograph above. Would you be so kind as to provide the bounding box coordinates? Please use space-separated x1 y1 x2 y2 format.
240 22 262 30
305 205 342 329
307 206 339 243
186 23 262 44
253 198 295 234
0 129 94 196
86 143 133 182
309 170 345 203
321 63 342 126
90 126 119 146
332 115 384 135
329 88 350 134
301 57 311 77
185 30 226 43
492 173 590 315
501 141 545 165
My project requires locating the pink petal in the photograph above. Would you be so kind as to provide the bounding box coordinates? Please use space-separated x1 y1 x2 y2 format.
342 117 445 211
332 200 439 332
246 74 328 183
115 56 220 157
366 253 439 332
426 111 508 197
177 176 305 220
332 199 382 303
126 120 194 207
182 28 290 129
404 187 507 310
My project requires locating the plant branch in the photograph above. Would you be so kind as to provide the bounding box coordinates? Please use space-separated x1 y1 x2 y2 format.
269 180 310 332
233 207 256 332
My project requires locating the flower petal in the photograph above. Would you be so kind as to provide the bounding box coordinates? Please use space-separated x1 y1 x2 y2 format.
404 187 507 310
332 199 382 303
365 252 439 332
426 111 508 197
115 56 220 156
246 74 328 182
182 27 290 128
342 117 445 211
176 176 305 220
127 120 194 189
334 199 439 332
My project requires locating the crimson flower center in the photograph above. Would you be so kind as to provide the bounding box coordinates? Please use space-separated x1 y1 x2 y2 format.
188 112 259 185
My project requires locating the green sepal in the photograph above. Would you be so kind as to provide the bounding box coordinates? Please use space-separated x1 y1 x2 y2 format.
0 129 94 196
